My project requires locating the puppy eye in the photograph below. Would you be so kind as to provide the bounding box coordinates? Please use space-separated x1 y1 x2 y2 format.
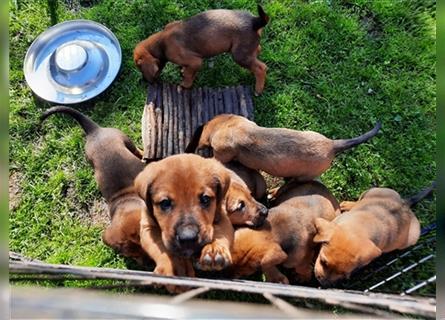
199 194 211 208
237 201 245 211
159 199 172 211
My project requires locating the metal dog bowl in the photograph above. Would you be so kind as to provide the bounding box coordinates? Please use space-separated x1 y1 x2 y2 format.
24 20 121 104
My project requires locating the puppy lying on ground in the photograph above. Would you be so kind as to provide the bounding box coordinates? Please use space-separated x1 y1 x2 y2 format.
134 6 269 94
41 106 148 265
225 163 268 228
225 161 267 200
230 180 340 284
313 183 435 287
187 114 381 181
134 154 235 284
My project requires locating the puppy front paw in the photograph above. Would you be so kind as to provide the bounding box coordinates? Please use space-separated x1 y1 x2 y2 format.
154 257 190 293
197 243 232 271
340 201 356 212
265 271 289 285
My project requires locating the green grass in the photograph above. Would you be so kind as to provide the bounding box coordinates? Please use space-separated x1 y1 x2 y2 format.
9 0 435 304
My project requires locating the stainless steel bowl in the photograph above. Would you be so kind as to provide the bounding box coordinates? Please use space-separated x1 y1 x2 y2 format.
24 20 122 104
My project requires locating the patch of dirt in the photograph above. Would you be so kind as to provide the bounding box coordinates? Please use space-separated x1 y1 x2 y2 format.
360 11 383 40
88 198 110 226
9 171 23 212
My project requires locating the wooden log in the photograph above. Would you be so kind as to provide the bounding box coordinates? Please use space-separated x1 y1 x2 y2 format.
223 87 233 114
184 89 191 149
177 86 185 153
197 87 203 126
148 101 157 160
162 83 169 158
231 86 239 116
237 85 248 118
244 85 254 120
155 85 163 159
217 88 225 115
190 88 198 138
170 84 178 155
146 83 157 105
167 84 174 156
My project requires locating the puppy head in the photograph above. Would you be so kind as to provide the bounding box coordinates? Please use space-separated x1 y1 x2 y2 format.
135 154 230 258
313 218 382 287
133 41 162 83
226 177 268 228
359 187 402 202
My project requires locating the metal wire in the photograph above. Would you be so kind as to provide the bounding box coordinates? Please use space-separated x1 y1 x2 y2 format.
401 275 436 296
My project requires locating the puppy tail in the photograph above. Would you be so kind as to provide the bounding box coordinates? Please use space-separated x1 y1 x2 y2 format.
333 121 381 154
253 5 269 31
41 106 100 135
405 181 436 207
185 124 204 153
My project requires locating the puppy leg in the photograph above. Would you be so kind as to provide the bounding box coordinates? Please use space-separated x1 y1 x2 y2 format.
140 212 192 293
198 213 234 271
179 57 203 89
339 200 357 212
261 247 289 284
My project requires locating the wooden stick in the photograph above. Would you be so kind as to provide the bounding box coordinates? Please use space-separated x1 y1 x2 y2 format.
244 85 254 120
9 259 436 319
190 88 197 138
177 86 185 153
237 85 248 118
162 82 169 158
184 89 191 149
196 87 203 127
231 86 239 116
170 84 178 155
223 87 233 114
155 84 163 159
167 84 174 156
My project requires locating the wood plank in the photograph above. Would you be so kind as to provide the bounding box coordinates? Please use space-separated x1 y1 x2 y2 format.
244 85 254 120
237 85 248 118
184 89 191 148
177 86 185 153
167 84 174 156
197 88 203 127
223 87 233 114
162 83 169 158
171 84 178 155
155 85 163 159
202 87 209 123
231 86 239 116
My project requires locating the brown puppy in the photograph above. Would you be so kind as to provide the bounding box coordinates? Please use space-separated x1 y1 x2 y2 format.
134 154 234 277
188 114 381 180
313 183 435 287
134 6 269 94
230 181 340 284
225 161 267 200
225 164 268 228
41 107 148 265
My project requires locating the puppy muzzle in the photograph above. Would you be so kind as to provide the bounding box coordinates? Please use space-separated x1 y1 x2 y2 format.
173 224 205 258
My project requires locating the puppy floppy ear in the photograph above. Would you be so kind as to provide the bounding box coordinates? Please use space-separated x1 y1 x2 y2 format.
212 166 231 223
313 218 335 243
359 239 382 266
134 164 158 212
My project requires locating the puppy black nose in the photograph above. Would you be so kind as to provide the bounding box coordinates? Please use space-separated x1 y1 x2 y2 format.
259 205 268 217
177 225 199 244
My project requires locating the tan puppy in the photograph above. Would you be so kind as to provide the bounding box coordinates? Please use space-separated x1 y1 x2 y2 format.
225 161 267 200
41 106 148 265
134 154 234 281
187 114 381 181
134 6 269 94
313 183 435 287
230 181 340 284
225 165 268 228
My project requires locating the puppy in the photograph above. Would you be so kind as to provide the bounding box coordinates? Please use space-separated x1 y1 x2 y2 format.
225 164 268 228
134 154 234 278
41 107 148 265
230 180 340 284
134 6 269 94
187 114 381 181
313 183 435 287
225 161 267 200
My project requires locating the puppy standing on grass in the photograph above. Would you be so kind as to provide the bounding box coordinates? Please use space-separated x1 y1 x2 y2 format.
187 114 381 181
313 183 435 287
134 6 269 95
230 180 340 284
41 107 148 265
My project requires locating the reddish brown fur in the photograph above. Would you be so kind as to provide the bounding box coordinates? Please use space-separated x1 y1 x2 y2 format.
195 114 379 180
230 181 340 284
134 154 234 288
313 187 421 287
134 8 268 94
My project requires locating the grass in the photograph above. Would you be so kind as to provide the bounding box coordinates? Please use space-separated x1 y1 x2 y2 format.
9 0 436 307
